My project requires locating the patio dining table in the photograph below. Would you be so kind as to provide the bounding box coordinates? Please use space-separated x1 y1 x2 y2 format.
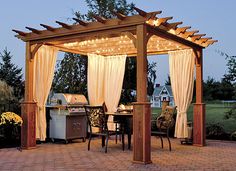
106 111 133 150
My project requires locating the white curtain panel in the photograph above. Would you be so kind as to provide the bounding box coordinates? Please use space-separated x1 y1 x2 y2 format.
104 55 127 113
87 54 105 105
33 45 58 141
87 54 127 131
169 49 195 138
104 55 127 130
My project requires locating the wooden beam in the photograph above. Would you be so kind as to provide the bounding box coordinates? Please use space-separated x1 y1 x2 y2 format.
165 22 183 29
30 25 137 45
133 24 151 164
159 17 173 24
196 37 212 44
25 27 41 34
14 15 159 43
134 7 147 17
155 17 173 26
147 25 203 49
191 34 206 41
113 12 126 20
55 21 72 29
146 11 162 19
12 29 27 36
40 24 56 32
202 40 218 47
72 18 88 26
180 30 199 38
136 25 148 102
92 15 106 24
175 26 191 35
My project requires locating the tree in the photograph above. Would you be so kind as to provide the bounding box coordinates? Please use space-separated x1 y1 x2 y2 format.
165 75 171 86
147 62 157 97
0 80 15 113
0 48 24 100
53 53 88 95
53 0 136 97
216 50 236 120
223 53 236 83
75 0 135 20
53 0 157 104
120 57 136 103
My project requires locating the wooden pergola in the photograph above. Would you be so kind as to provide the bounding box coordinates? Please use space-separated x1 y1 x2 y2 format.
13 7 216 164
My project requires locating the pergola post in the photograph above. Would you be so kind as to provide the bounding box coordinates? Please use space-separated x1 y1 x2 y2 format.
193 49 206 146
21 42 37 149
132 24 152 164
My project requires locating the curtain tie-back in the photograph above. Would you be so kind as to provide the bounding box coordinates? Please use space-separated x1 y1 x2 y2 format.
38 105 46 111
178 111 187 115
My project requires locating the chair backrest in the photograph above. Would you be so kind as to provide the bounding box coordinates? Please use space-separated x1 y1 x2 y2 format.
84 105 108 131
156 106 176 130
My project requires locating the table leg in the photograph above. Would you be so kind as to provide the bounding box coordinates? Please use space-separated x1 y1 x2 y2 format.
122 123 125 151
102 136 105 147
128 133 131 150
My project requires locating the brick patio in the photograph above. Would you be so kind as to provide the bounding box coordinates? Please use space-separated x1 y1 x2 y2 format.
0 137 236 171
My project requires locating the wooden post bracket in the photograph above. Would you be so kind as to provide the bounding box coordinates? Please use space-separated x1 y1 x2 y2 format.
30 43 43 60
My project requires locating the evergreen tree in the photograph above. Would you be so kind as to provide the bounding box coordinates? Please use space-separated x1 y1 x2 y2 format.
147 62 157 97
75 0 135 20
165 75 171 86
0 48 24 100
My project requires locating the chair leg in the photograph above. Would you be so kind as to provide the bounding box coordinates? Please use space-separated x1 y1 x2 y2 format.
167 129 171 151
105 135 109 153
159 136 163 149
88 133 92 151
115 123 118 144
102 136 105 147
167 136 171 151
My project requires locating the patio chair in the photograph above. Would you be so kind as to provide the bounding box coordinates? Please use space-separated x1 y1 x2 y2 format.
151 106 176 151
84 105 119 153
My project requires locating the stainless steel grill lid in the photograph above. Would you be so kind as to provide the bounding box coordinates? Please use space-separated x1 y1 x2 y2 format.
49 93 88 106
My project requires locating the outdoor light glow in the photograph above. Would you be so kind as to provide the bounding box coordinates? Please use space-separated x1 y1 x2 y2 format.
153 19 159 26
168 29 176 34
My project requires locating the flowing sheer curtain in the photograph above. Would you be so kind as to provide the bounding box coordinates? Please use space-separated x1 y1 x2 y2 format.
33 45 58 141
87 54 127 130
104 55 127 112
87 54 105 105
169 49 195 138
104 55 127 130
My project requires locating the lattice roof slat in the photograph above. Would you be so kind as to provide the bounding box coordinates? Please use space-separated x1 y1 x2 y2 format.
13 7 217 56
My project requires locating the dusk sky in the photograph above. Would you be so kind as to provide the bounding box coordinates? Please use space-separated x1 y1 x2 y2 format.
0 0 235 84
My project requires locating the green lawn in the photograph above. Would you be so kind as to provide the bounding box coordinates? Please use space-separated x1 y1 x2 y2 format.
152 103 236 134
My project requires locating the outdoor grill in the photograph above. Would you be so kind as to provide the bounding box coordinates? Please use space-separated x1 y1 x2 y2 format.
47 93 88 143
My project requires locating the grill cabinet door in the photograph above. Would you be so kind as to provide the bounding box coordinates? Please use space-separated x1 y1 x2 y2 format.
66 114 87 139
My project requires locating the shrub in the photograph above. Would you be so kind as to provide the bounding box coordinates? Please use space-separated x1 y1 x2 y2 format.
206 123 229 140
